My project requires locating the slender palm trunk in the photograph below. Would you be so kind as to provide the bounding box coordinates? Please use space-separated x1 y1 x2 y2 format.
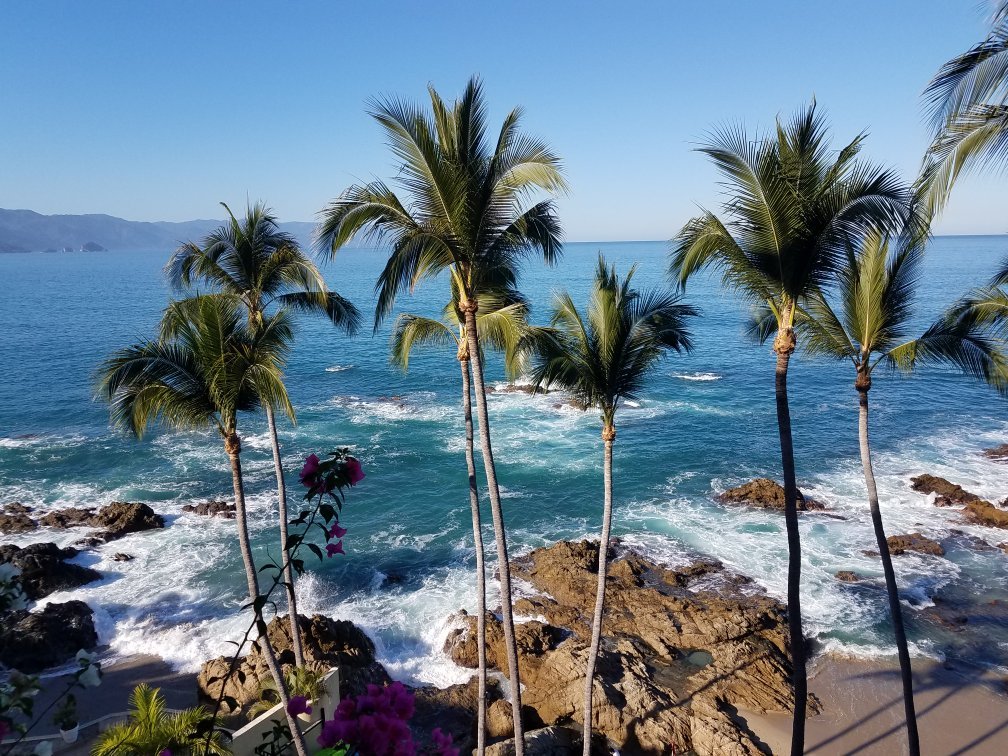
773 342 807 756
225 433 309 756
463 306 525 754
266 404 306 668
858 385 920 755
582 427 615 756
461 356 488 755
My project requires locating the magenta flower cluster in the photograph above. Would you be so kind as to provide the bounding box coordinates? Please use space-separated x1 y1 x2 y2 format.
300 452 364 558
316 682 457 756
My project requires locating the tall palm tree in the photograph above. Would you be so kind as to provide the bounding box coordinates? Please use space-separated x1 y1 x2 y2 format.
921 1 1008 215
316 76 565 752
97 297 310 756
92 684 228 756
669 102 910 755
391 285 530 755
528 255 696 756
757 229 1006 756
166 201 360 667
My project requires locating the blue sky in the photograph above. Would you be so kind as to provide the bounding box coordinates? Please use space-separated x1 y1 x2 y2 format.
1 1 1003 239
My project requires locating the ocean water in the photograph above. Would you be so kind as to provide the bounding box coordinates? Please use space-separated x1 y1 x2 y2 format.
2 238 1008 682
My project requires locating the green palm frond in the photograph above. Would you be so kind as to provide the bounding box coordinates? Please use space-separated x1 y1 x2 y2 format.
97 297 292 437
91 684 227 756
316 75 565 328
529 254 697 426
671 102 910 335
390 315 458 370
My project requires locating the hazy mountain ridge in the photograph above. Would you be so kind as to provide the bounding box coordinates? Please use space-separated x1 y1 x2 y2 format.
0 209 316 253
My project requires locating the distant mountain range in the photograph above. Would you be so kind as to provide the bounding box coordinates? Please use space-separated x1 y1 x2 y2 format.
0 209 316 253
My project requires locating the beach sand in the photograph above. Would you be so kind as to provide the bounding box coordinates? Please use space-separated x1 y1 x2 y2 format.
9 652 1007 754
742 655 1008 755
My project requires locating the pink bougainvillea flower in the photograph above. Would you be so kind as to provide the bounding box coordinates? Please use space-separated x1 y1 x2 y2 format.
345 457 365 486
158 750 172 756
326 540 345 557
299 454 321 485
326 522 348 541
431 728 458 756
0 720 10 741
286 695 312 717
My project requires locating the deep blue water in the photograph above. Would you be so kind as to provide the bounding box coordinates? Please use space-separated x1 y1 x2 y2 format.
1 237 1007 681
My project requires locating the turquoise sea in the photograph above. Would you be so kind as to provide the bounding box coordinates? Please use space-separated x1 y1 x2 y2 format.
1 237 1007 682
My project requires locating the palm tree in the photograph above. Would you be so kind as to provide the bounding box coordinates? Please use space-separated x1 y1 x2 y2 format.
97 297 310 756
91 684 228 756
921 1 1008 215
166 201 360 667
316 76 565 752
528 255 696 756
669 102 910 755
391 286 530 754
760 228 1006 755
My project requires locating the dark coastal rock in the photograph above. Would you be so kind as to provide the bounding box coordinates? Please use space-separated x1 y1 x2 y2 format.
37 502 164 543
0 502 37 534
181 500 236 519
38 507 95 528
0 600 97 672
0 542 101 599
718 478 825 511
920 597 970 631
197 613 387 714
910 474 982 507
963 500 1008 529
484 726 582 756
111 552 133 562
92 501 164 540
443 540 808 755
999 542 1008 555
887 533 945 557
835 570 862 583
982 443 1008 462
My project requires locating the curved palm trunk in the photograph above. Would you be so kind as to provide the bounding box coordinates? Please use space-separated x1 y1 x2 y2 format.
858 386 920 755
266 404 306 668
461 357 488 755
774 345 807 756
582 429 615 756
225 433 309 756
463 307 525 754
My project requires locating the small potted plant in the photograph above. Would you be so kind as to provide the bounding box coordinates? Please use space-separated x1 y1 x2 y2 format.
54 693 78 743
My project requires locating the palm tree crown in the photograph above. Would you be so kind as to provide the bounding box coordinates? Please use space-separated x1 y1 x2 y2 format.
531 255 696 428
98 296 293 439
167 201 359 333
315 75 565 323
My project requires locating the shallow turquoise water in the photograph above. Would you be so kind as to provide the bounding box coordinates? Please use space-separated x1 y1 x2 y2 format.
1 238 1007 681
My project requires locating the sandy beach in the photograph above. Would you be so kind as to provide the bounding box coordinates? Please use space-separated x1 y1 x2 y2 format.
743 655 1008 755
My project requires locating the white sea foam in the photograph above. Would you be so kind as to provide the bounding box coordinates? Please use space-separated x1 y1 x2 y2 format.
672 372 722 382
325 364 355 373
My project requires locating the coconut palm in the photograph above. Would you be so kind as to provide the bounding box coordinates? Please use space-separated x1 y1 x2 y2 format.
316 76 565 752
921 1 1008 215
91 684 228 756
755 229 1006 755
166 201 360 667
669 102 910 755
97 297 309 756
391 286 530 753
528 255 696 755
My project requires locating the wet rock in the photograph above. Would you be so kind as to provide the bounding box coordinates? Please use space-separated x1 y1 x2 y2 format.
921 597 969 631
111 552 133 562
910 474 982 507
198 614 387 714
835 571 862 583
999 542 1008 555
92 501 164 540
718 478 825 511
887 533 945 557
0 600 97 672
0 542 101 599
444 540 807 754
444 612 565 671
181 500 236 518
38 507 95 528
982 443 1008 462
963 500 1008 529
0 502 37 534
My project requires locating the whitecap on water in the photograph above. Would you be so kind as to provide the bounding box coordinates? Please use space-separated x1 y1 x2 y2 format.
671 372 722 382
325 364 355 373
